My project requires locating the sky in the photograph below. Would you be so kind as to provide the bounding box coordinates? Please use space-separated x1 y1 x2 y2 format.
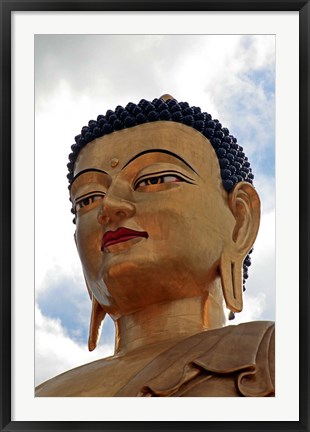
34 34 275 386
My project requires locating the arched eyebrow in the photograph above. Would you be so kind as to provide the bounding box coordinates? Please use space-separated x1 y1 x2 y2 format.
71 168 109 186
122 149 198 174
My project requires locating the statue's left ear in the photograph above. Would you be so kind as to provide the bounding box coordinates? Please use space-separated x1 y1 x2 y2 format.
220 182 261 313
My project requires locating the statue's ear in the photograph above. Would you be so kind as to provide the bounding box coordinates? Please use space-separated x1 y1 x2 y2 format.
88 292 106 351
74 233 106 350
82 273 106 351
220 182 260 313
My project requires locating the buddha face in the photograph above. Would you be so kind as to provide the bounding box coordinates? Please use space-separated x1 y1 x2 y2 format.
71 122 236 318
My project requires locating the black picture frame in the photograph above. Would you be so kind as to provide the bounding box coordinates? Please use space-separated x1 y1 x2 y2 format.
1 1 309 431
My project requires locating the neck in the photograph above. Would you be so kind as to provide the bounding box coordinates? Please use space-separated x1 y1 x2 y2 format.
114 286 226 355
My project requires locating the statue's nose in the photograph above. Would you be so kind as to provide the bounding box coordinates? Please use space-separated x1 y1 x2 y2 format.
97 194 136 225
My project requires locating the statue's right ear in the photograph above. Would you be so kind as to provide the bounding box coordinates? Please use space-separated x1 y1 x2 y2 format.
88 292 106 351
83 273 106 351
74 232 106 351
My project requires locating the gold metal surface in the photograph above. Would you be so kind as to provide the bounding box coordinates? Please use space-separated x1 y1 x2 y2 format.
110 157 119 168
36 118 275 397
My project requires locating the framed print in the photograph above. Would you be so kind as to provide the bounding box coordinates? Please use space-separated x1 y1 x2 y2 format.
1 0 309 430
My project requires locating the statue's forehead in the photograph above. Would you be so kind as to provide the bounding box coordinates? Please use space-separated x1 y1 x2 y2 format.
73 121 218 177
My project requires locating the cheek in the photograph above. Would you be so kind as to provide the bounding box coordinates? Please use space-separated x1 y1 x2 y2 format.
136 201 188 242
136 190 227 260
76 213 102 275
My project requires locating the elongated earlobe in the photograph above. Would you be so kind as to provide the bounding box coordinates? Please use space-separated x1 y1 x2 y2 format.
75 233 107 351
83 271 106 351
88 294 106 351
220 252 243 313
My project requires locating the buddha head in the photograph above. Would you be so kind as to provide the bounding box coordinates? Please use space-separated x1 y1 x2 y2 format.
67 95 260 350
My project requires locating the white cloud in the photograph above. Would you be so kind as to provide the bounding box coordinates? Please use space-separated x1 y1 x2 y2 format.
246 210 275 318
35 304 114 386
254 173 275 214
232 292 267 324
253 210 276 257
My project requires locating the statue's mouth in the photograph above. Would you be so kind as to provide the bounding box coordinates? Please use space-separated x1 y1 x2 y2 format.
101 227 148 251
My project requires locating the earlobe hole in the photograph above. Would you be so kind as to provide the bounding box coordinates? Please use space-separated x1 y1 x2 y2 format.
231 261 236 299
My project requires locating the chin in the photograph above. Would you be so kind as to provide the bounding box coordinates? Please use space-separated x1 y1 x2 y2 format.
101 237 154 276
98 261 204 318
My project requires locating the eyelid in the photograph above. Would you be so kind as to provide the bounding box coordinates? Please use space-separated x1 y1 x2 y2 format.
134 170 194 190
70 177 110 203
74 191 105 213
75 190 106 204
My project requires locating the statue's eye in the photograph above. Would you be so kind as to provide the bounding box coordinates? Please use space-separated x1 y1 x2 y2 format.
75 194 105 212
135 175 181 190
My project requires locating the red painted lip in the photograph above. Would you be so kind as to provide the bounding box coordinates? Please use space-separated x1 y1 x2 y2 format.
101 227 148 250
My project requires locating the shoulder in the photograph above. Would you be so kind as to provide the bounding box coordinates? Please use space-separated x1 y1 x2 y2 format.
35 362 98 397
35 356 117 397
191 321 275 396
188 321 275 396
121 321 275 397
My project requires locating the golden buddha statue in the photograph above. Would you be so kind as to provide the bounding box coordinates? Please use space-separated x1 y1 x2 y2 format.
36 95 275 397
